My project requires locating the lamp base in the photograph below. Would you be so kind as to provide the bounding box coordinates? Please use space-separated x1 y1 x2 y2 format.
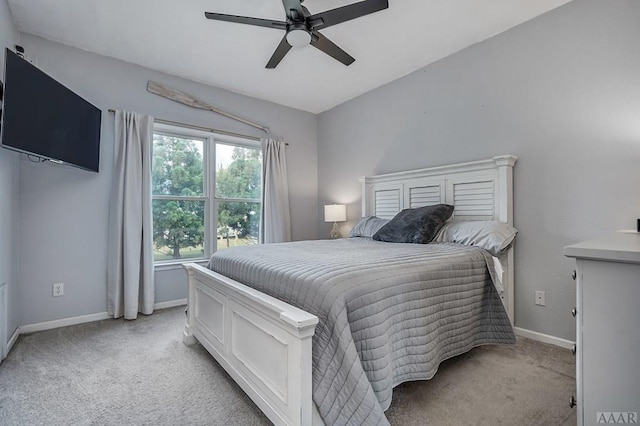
329 222 341 239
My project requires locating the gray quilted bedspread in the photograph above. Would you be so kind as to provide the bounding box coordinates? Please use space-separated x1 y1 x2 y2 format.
208 238 515 426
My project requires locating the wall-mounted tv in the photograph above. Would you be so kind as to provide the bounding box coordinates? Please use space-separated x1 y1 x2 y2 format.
0 48 101 172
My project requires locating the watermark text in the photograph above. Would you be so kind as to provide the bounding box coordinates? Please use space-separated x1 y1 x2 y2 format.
597 412 638 424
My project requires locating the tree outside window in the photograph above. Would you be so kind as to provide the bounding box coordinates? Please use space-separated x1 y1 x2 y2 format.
151 129 261 263
215 143 262 249
152 133 205 261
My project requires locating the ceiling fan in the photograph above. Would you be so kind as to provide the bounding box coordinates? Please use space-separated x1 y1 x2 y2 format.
204 0 389 69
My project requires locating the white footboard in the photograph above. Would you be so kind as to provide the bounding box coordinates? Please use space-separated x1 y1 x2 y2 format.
183 263 319 426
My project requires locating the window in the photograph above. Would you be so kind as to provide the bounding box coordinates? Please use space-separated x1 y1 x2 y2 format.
152 124 261 263
215 143 262 251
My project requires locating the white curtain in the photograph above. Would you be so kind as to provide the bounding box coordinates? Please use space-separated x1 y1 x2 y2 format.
260 138 291 243
107 111 155 319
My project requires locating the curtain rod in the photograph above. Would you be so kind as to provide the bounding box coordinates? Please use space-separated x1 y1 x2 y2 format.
107 109 287 145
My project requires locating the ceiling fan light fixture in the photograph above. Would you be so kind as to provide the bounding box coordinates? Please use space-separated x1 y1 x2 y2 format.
286 28 311 48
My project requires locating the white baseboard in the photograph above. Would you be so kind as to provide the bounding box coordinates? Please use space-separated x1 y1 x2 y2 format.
7 327 19 354
514 327 575 350
154 298 187 310
20 311 111 334
16 299 188 336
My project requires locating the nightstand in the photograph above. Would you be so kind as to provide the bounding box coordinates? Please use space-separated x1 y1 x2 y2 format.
564 231 640 426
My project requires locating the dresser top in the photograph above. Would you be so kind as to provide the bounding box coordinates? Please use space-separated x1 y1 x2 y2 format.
564 231 640 263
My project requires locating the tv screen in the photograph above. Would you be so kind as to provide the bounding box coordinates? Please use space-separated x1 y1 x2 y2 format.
0 48 101 172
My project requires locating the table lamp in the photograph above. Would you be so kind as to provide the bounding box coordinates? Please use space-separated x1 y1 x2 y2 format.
324 204 346 239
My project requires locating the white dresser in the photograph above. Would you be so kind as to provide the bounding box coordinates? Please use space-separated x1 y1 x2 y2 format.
564 231 640 426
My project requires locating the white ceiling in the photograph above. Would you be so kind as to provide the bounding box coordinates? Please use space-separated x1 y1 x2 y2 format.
7 0 572 114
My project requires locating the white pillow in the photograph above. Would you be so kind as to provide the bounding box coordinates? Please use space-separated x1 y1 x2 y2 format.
435 220 518 256
349 216 390 238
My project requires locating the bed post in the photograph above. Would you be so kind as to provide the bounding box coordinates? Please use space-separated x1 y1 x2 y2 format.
493 155 518 323
359 177 369 217
183 266 198 346
492 155 516 226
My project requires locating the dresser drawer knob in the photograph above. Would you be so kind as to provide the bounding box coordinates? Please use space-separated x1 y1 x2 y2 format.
571 344 576 355
571 270 577 280
569 395 577 408
571 308 577 318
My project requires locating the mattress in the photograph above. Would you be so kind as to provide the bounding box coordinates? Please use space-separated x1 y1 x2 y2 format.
208 238 516 426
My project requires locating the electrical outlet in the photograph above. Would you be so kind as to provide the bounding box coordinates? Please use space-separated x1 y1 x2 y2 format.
52 283 64 297
535 290 546 306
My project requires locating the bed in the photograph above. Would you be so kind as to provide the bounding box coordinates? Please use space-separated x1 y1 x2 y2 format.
183 155 518 426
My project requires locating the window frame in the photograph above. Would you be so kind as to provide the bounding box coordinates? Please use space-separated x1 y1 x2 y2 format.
152 123 261 267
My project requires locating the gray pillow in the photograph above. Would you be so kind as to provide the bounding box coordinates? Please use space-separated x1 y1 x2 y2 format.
434 220 518 256
372 204 454 244
349 216 390 238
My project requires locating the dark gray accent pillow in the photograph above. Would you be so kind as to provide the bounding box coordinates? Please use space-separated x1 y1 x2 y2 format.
372 204 455 244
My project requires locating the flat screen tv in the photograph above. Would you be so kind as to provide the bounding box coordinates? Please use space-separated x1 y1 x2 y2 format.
0 48 101 172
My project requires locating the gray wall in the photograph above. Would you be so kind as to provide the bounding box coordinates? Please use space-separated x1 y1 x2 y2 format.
0 0 20 341
317 0 640 341
17 34 318 325
7 0 639 341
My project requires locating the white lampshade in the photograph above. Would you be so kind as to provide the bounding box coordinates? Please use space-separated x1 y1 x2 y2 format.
324 204 346 223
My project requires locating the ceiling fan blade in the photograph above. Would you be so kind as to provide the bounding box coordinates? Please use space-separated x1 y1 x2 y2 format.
310 32 355 66
205 12 287 30
266 35 293 69
308 0 388 30
281 0 306 21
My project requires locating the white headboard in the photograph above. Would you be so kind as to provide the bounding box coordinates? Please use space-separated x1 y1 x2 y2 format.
359 155 518 322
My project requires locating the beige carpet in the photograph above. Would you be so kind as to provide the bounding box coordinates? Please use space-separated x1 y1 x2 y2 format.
0 307 576 425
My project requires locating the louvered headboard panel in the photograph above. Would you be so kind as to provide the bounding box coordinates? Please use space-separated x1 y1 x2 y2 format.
374 188 402 219
359 155 518 322
408 184 443 209
450 180 495 220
